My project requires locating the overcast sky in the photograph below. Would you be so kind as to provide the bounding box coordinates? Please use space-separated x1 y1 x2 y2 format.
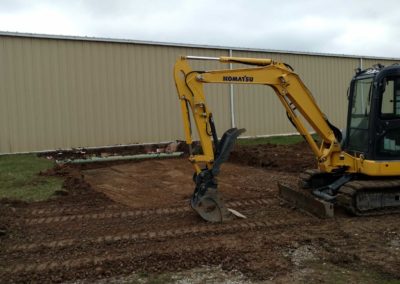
0 0 399 58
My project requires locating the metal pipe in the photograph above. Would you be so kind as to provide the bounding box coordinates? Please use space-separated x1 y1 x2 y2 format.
56 152 184 164
183 56 219 61
229 49 236 128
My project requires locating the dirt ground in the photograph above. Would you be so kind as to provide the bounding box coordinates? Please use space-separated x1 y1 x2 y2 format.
1 143 400 283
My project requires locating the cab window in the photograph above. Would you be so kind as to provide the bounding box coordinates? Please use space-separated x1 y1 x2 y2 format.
381 78 400 118
347 77 373 153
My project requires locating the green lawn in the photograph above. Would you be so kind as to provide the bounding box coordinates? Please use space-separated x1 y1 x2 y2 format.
0 154 63 202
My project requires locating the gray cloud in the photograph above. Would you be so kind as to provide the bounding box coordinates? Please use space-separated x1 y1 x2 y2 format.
0 0 399 57
0 0 29 12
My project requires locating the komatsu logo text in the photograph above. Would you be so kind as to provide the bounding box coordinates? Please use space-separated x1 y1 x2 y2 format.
222 76 254 82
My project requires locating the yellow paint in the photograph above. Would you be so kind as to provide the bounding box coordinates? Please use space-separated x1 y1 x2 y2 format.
174 56 400 176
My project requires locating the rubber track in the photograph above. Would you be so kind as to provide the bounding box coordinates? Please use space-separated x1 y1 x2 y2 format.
8 215 312 253
23 198 277 225
338 179 400 215
299 169 400 216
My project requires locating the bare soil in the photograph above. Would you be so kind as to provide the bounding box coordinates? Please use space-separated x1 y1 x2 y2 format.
1 143 399 283
230 142 316 172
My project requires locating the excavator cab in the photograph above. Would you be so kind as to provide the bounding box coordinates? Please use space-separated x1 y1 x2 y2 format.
344 65 400 161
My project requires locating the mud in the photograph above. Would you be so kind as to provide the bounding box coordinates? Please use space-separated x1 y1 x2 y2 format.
230 142 316 172
1 143 399 283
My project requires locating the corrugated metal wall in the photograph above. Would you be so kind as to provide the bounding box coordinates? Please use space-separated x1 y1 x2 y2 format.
0 35 231 153
232 51 360 136
0 33 399 153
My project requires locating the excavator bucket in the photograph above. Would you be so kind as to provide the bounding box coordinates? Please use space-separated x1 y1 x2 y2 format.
278 182 334 218
191 188 233 222
191 128 246 222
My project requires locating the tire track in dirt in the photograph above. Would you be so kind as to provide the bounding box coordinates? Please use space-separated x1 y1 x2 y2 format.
7 197 311 252
9 218 392 278
9 213 314 253
2 243 243 276
26 204 122 216
3 218 399 283
22 198 278 225
2 221 325 277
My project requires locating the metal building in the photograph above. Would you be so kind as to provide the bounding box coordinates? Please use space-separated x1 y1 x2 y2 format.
0 32 399 153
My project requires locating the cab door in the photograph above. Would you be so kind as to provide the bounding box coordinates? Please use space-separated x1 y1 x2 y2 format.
375 77 400 160
346 76 374 156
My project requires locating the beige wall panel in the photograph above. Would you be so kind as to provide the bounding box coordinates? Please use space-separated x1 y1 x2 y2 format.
0 35 231 153
0 38 11 152
231 50 359 136
1 34 399 153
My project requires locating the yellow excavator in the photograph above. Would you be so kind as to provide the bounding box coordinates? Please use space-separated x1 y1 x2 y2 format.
174 55 400 222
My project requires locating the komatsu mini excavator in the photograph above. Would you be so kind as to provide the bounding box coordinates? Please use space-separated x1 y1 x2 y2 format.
174 55 400 222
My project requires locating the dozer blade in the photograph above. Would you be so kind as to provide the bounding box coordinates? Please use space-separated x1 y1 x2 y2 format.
191 188 233 222
278 182 334 218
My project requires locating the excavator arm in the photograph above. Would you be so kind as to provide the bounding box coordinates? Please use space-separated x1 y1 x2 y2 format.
173 56 356 221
